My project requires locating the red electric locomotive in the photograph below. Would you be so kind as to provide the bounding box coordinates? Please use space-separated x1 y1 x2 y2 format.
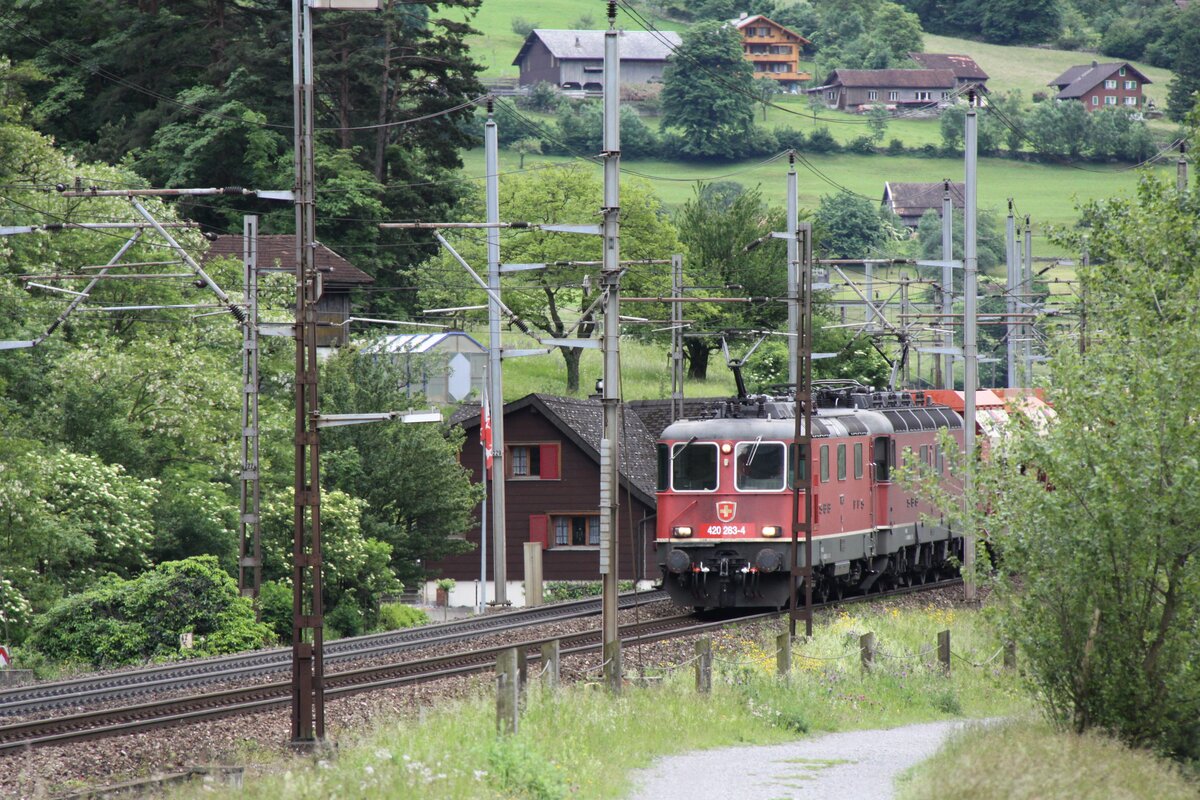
655 382 964 609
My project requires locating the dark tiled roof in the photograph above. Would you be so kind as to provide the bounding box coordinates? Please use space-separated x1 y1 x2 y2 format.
201 234 374 286
883 182 965 221
513 29 681 66
821 68 957 89
625 398 727 439
908 53 988 81
452 394 659 506
1049 62 1151 98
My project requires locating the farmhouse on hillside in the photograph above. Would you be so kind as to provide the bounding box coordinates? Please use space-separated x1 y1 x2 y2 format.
201 234 372 348
1048 61 1151 111
808 69 958 113
907 53 989 92
882 181 965 228
512 29 681 91
729 13 811 91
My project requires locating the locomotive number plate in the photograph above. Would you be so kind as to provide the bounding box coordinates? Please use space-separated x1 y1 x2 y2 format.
704 524 751 536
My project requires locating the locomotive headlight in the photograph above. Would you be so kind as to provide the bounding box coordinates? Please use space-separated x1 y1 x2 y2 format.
721 443 732 454
762 525 782 538
672 526 693 538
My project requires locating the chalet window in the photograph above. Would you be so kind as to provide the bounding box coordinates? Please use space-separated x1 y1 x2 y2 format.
749 44 769 54
1092 95 1099 105
1104 79 1117 89
888 90 899 101
672 442 718 491
868 90 878 100
827 91 837 100
551 514 600 547
915 91 931 101
1105 95 1117 105
819 445 830 483
1119 66 1126 76
854 442 863 479
1124 96 1137 106
770 45 792 55
941 91 949 99
1124 80 1136 90
837 444 847 481
771 63 789 73
508 443 560 480
756 26 771 36
735 441 786 491
755 63 768 72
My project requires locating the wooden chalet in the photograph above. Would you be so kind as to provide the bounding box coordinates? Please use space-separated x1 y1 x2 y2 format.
1048 61 1151 112
512 29 681 90
882 181 965 229
730 13 811 90
201 234 373 347
808 68 957 113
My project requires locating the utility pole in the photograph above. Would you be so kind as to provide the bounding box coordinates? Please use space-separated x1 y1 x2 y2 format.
900 274 910 387
786 152 798 386
670 253 684 422
941 180 954 389
1022 216 1033 388
962 91 979 603
239 216 263 616
485 100 509 607
789 221 814 639
1178 141 1189 195
865 261 875 332
1005 201 1017 389
599 0 622 692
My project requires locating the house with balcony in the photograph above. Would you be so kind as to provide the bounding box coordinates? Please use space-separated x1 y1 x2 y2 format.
808 69 957 113
1048 61 1151 112
730 13 811 91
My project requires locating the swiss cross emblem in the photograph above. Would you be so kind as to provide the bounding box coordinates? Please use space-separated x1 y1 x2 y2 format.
716 501 737 522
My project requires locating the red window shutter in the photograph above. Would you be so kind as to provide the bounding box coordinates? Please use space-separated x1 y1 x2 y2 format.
539 444 560 480
529 514 549 549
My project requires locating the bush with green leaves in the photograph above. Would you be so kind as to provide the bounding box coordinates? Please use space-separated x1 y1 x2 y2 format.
28 556 273 667
377 603 429 631
543 581 635 602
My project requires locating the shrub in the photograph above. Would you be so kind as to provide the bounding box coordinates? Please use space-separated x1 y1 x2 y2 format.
805 126 839 152
510 17 537 38
847 135 877 154
28 556 273 667
326 597 365 638
258 580 292 644
543 581 634 602
517 81 561 113
378 603 430 630
772 125 807 152
886 137 906 155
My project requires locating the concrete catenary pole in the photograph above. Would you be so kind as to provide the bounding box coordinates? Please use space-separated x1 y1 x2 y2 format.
787 153 799 385
1005 200 1017 389
600 0 623 691
962 92 979 603
942 180 954 389
239 215 262 616
485 102 508 607
1023 216 1033 388
671 253 684 422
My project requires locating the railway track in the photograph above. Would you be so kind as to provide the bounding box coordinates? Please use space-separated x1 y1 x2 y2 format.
0 578 960 754
0 589 666 720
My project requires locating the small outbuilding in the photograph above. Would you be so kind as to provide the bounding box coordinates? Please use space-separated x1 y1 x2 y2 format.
882 181 965 229
512 29 681 90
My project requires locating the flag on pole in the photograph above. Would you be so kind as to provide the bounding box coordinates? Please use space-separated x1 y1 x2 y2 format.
480 381 494 475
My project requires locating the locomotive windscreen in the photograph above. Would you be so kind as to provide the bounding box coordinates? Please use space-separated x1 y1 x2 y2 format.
671 442 718 491
735 441 786 491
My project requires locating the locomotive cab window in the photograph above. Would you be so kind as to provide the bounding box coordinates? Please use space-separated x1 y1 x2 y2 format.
672 442 718 491
656 444 669 491
874 436 891 482
735 441 786 491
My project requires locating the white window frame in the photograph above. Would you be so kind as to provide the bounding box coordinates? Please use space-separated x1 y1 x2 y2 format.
1092 95 1099 106
915 91 931 101
734 441 788 493
1105 95 1117 105
1124 96 1137 106
1124 80 1136 90
888 90 899 101
1104 79 1117 89
1119 66 1126 76
867 90 878 100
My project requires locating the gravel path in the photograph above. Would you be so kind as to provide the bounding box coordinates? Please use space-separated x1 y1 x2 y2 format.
625 719 971 800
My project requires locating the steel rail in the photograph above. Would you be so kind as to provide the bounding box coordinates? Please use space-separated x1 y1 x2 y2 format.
0 590 666 718
0 578 961 753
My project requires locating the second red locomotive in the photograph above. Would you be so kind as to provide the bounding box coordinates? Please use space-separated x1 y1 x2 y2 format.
655 383 964 609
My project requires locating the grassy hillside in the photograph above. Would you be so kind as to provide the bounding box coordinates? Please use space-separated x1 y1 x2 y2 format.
458 145 1171 254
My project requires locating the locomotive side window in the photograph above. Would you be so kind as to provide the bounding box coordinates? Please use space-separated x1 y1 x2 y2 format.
874 436 890 481
854 442 863 479
656 444 669 491
788 443 809 486
735 441 786 491
672 442 718 491
836 444 847 481
819 445 830 483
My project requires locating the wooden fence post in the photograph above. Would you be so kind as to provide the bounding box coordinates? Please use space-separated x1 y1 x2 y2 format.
1003 640 1017 671
860 632 876 673
496 647 519 734
776 632 792 679
541 640 560 690
938 629 951 676
695 638 712 694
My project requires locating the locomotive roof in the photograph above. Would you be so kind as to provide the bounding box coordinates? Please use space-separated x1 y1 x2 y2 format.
658 403 961 441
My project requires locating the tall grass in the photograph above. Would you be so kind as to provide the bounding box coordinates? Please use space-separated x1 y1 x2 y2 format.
896 718 1200 800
